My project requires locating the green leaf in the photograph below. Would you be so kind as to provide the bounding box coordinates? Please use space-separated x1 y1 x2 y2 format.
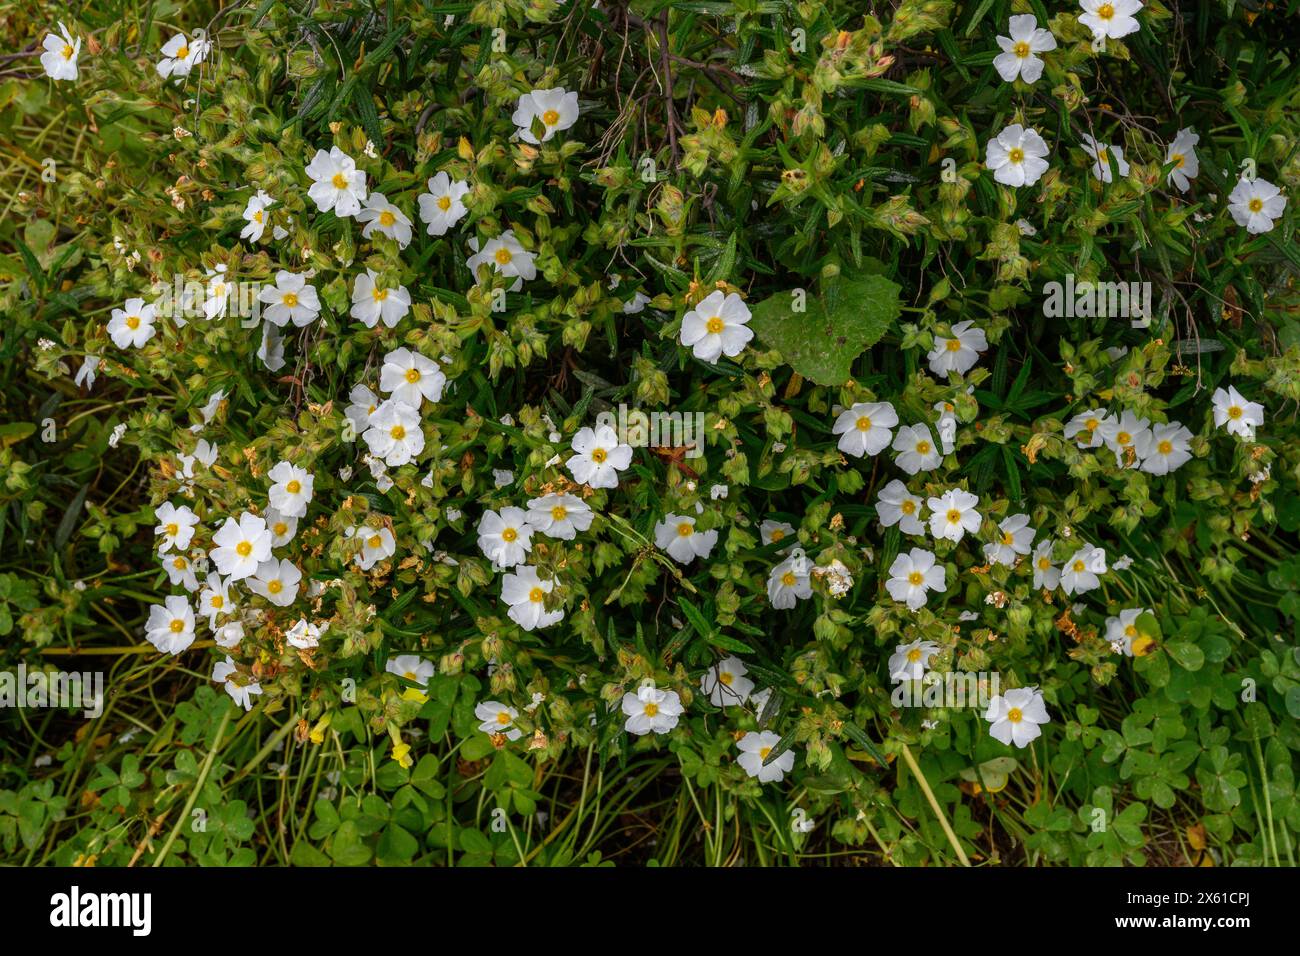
749 273 902 386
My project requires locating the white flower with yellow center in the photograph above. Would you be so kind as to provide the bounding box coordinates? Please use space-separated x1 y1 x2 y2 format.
107 297 157 349
985 687 1050 748
475 700 523 740
305 146 367 217
1140 422 1193 475
700 655 754 707
885 547 946 610
418 172 470 236
363 399 424 467
1211 385 1264 439
350 524 395 571
156 32 211 79
892 423 942 475
621 684 683 736
213 656 262 711
927 320 988 376
736 731 794 783
248 558 301 608
679 290 754 364
1227 176 1287 235
344 384 382 438
888 639 941 682
525 493 593 540
379 347 445 408
145 596 196 655
210 512 272 580
1105 607 1155 657
265 507 298 547
760 519 797 549
993 14 1056 84
267 461 314 519
160 549 200 591
833 401 898 458
1081 134 1130 183
566 424 633 489
40 22 80 82
466 229 536 290
1064 409 1110 449
512 87 580 144
154 501 199 553
477 507 534 569
1164 128 1200 193
356 192 413 248
767 553 812 609
198 574 235 627
654 513 719 565
387 654 436 686
258 270 320 327
985 124 1050 188
350 269 411 329
983 513 1035 567
240 190 274 242
1060 545 1106 595
876 479 926 536
1031 540 1061 590
927 488 982 543
1078 0 1143 41
501 565 564 631
1098 410 1152 468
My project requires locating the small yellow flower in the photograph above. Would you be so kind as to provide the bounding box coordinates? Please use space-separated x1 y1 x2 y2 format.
391 742 413 769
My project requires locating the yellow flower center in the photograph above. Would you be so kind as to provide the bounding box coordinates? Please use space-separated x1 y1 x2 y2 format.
590 448 607 464
494 247 513 265
528 587 545 603
367 535 382 549
1072 560 1085 573
286 480 301 494
719 672 734 686
496 711 511 725
373 287 388 301
404 367 421 383
907 648 923 663
705 316 725 334
273 522 288 537
332 173 349 190
253 210 264 223
126 315 141 330
1116 431 1131 445
1008 147 1024 164
758 746 771 760
676 522 694 537
1007 707 1023 723
901 500 916 515
855 416 872 431
643 702 659 717
1001 531 1015 546
551 505 568 521
390 425 406 440
908 571 924 586
1157 440 1173 455
177 45 190 59
781 572 797 587
1097 4 1114 19
945 337 962 351
1172 154 1185 168
165 522 179 536
1085 418 1099 431
62 44 74 59
211 595 224 609
1038 557 1051 570
236 541 252 557
1014 41 1030 58
946 509 961 524
404 671 417 681
542 109 560 126
1248 198 1263 213
770 529 785 541
1124 624 1138 638
501 527 518 542
379 210 396 227
1228 406 1243 419
282 292 298 308
173 558 186 570
169 619 185 633
915 440 931 455
267 579 283 594
437 195 452 211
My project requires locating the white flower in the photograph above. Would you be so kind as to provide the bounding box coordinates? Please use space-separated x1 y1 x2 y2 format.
154 501 199 553
876 479 926 536
417 172 470 236
888 639 941 681
679 291 754 364
984 687 1050 747
709 484 728 500
107 298 157 349
760 519 797 548
258 322 285 371
248 558 302 607
1081 134 1130 183
892 423 942 475
833 401 898 458
525 493 593 540
348 269 411 329
621 684 683 736
1099 410 1152 468
984 514 1035 566
502 565 564 631
161 550 200 591
213 656 262 710
993 15 1056 84
467 230 536 289
477 507 534 569
512 87 580 143
700 656 754 707
345 384 381 437
928 320 988 376
654 514 719 564
74 354 99 390
736 731 794 783
1032 540 1061 590
933 401 959 453
363 399 425 467
1211 385 1264 439
241 190 274 242
767 553 812 609
1227 176 1286 234
198 575 235 626
493 469 514 488
200 266 232 321
305 146 367 218
1060 546 1106 595
40 23 80 81
387 655 435 686
475 700 523 740
566 424 633 489
623 291 651 314
266 508 298 547
285 619 325 649
1106 607 1153 655
350 525 396 571
145 596 196 655
214 620 244 649
258 271 320 327
355 192 413 247
985 124 1050 188
886 548 946 610
1078 0 1142 41
1065 409 1110 448
156 32 210 79
210 512 273 580
927 488 982 543
1141 422 1193 475
267 461 314 518
379 348 445 408
1164 128 1200 192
